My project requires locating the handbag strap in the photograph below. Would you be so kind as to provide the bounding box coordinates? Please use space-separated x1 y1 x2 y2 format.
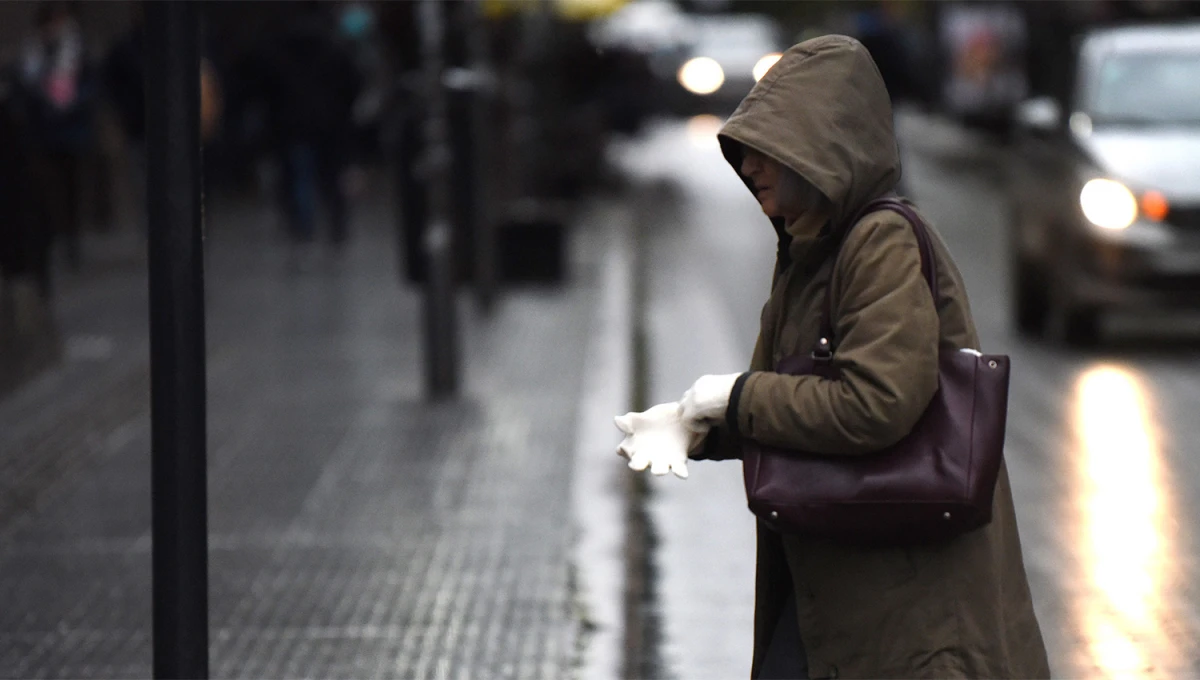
815 197 939 356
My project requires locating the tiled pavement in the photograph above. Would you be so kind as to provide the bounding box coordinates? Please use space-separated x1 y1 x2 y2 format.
0 192 627 679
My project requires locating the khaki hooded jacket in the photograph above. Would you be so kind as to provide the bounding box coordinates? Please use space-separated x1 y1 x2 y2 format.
700 35 1052 680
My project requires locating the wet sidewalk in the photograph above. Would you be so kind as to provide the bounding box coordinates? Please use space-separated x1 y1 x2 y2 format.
0 191 633 679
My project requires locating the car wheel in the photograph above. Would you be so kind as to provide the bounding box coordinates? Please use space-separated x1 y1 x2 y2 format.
1062 305 1103 348
1013 257 1050 337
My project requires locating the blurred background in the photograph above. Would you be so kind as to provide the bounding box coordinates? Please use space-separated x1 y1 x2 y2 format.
5 0 1200 368
4 1 1200 678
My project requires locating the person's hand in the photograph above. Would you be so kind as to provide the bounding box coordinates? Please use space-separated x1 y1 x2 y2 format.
614 402 700 479
679 373 741 425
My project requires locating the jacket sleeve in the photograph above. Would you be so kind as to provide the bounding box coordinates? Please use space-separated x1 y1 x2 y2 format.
727 214 940 455
689 330 773 462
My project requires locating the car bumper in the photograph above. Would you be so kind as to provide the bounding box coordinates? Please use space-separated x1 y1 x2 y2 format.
1067 228 1200 308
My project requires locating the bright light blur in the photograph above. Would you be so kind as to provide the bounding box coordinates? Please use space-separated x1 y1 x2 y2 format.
753 53 782 81
1072 366 1175 676
1070 112 1094 137
1080 179 1138 230
1090 621 1148 678
1141 190 1170 222
1075 367 1162 624
678 57 724 95
686 114 723 150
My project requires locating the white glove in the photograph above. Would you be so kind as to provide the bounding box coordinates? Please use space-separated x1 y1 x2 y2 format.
613 402 703 479
679 373 742 426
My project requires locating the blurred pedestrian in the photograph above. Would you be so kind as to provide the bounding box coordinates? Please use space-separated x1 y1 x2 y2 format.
851 3 923 106
103 4 146 231
106 5 224 232
622 36 1050 679
0 72 56 333
17 1 98 273
849 2 922 196
248 2 363 270
335 0 386 173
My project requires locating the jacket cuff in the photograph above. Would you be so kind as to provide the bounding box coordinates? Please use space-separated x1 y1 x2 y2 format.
692 426 741 461
734 371 766 440
724 372 754 438
692 429 721 461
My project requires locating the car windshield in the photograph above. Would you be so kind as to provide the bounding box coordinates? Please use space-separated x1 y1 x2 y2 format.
1088 50 1200 126
690 18 780 64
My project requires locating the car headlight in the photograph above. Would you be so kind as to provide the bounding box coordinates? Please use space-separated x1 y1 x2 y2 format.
1080 179 1138 230
678 57 724 95
753 53 782 82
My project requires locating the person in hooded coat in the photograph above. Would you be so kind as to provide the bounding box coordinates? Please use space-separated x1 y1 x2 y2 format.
679 36 1051 679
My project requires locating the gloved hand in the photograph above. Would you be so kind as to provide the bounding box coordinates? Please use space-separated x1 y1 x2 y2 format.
614 401 705 479
679 373 742 426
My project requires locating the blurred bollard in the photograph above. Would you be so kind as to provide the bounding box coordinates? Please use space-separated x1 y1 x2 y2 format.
394 3 478 290
394 72 430 284
418 0 462 399
143 1 210 677
445 0 498 313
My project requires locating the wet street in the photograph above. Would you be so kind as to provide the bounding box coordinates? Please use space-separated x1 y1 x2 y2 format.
5 103 1200 679
613 110 1200 679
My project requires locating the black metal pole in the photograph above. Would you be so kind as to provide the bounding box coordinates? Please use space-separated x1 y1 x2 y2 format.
419 0 461 398
144 1 209 678
465 0 497 313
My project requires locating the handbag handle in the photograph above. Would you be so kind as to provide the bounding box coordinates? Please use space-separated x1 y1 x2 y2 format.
815 198 939 357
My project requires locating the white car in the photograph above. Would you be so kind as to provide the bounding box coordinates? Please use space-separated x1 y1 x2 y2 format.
1008 22 1200 345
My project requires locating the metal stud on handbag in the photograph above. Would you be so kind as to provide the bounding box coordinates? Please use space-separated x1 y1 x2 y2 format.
741 198 1010 545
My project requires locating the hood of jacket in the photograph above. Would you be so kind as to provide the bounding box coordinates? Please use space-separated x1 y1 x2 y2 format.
717 35 901 261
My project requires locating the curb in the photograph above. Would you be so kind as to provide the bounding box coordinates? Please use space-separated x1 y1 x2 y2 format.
570 199 635 680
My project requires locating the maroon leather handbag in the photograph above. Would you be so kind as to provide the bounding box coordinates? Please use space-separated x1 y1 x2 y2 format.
742 198 1010 545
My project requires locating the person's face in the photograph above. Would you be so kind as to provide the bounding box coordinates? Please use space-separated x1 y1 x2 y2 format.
741 148 785 218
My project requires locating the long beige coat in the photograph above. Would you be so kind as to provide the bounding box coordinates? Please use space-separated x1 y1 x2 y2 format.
703 36 1051 679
